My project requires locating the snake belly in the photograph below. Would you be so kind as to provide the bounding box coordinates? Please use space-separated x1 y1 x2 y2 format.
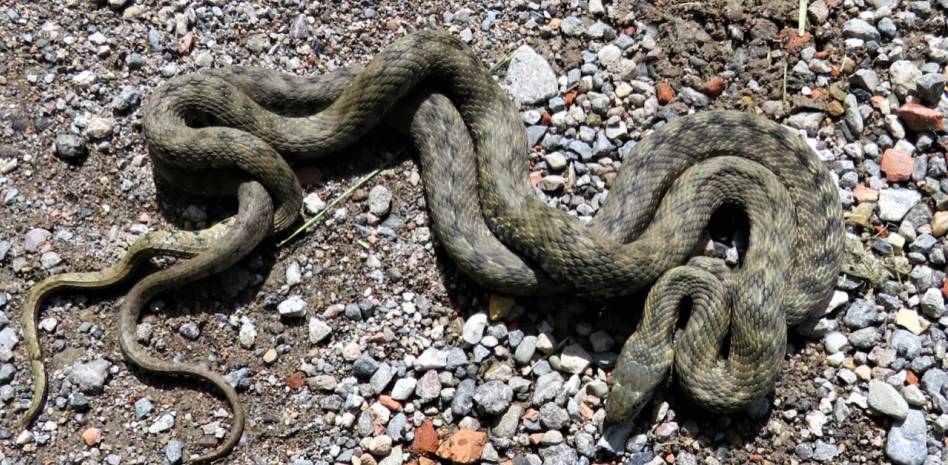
18 30 843 462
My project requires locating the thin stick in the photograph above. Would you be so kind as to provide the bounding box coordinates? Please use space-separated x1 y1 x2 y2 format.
798 0 807 36
782 60 789 103
277 153 400 247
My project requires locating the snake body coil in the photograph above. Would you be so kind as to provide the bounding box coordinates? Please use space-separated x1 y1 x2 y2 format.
19 31 843 462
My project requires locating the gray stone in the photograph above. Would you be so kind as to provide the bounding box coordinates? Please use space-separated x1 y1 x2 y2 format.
842 299 880 329
165 440 183 464
23 228 51 252
68 358 111 393
462 312 488 345
474 381 513 416
111 85 141 113
892 329 922 358
492 403 523 437
879 189 921 222
812 440 838 462
786 112 825 135
0 363 14 384
391 378 416 400
850 69 880 92
560 16 585 37
539 444 577 465
843 18 880 42
507 45 558 105
369 363 395 394
352 353 379 379
885 410 928 465
415 348 448 370
868 380 909 420
890 61 922 97
368 185 392 217
922 369 948 409
134 397 153 419
533 371 564 405
178 322 200 340
451 378 476 416
414 370 441 402
277 296 307 318
848 327 881 349
53 134 86 160
308 318 332 344
515 335 538 364
917 73 946 105
148 414 175 434
539 402 569 430
920 287 945 318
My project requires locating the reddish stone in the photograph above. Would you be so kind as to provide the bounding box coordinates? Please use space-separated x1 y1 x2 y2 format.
907 370 919 385
656 82 675 104
521 408 539 421
411 421 439 456
943 278 948 299
880 148 914 182
749 453 765 462
869 96 886 109
286 371 306 389
436 430 487 464
540 112 552 125
82 428 103 446
564 89 578 107
814 50 830 59
703 77 726 96
779 28 813 54
897 102 945 132
852 183 879 203
378 395 402 412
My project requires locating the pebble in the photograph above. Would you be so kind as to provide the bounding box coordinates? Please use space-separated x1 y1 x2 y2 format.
53 134 87 160
277 296 307 318
68 359 111 393
507 45 558 105
462 312 488 345
878 189 921 222
886 410 928 465
368 185 392 217
473 381 513 416
868 380 909 420
164 439 183 464
308 318 332 344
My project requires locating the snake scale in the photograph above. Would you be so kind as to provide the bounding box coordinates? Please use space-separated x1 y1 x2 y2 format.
18 31 843 462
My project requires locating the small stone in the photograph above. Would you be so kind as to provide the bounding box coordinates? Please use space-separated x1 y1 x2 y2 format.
368 185 392 217
890 61 922 97
895 309 924 335
897 103 944 132
23 228 51 252
842 18 880 42
352 353 380 379
885 410 928 465
868 380 909 420
82 427 103 446
473 381 513 416
920 288 945 318
917 73 946 105
391 378 416 400
656 83 675 104
53 134 86 160
880 149 914 182
69 359 111 393
462 313 488 345
558 344 591 374
933 211 948 237
414 370 441 402
308 318 332 344
86 117 114 139
262 348 278 364
277 296 307 318
411 421 439 455
165 439 183 464
436 429 487 464
178 322 199 340
366 435 393 456
148 414 175 434
134 397 153 419
878 189 921 222
507 45 558 105
238 319 256 349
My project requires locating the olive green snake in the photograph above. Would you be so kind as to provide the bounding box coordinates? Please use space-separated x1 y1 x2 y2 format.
17 31 843 462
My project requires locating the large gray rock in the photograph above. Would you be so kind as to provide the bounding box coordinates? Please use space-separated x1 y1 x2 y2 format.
506 45 558 105
868 380 909 420
885 409 928 465
68 358 111 394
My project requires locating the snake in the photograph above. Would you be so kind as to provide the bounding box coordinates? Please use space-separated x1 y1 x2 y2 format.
17 30 843 462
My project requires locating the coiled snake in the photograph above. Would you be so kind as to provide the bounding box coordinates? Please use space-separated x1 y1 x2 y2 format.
19 31 843 462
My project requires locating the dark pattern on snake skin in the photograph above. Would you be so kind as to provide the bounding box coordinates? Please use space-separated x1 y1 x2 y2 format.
19 31 843 462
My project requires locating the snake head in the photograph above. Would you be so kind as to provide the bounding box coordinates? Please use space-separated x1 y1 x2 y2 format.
605 359 660 424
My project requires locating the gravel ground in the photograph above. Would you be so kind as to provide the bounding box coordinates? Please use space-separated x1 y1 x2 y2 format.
1 0 947 464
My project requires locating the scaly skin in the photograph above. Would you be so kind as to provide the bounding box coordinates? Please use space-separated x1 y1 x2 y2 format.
19 31 843 462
